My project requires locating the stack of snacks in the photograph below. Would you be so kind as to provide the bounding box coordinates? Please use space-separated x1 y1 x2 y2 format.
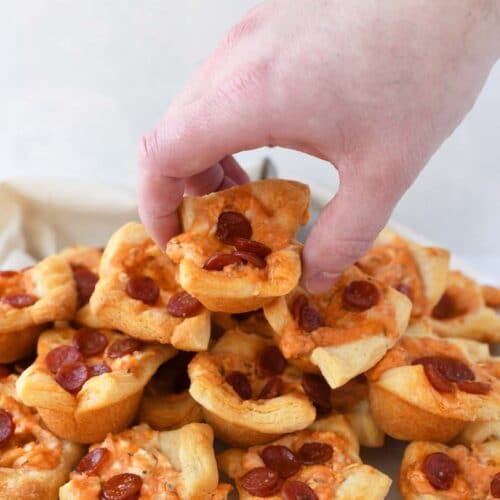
0 178 497 499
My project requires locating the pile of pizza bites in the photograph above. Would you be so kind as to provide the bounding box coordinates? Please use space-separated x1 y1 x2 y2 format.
0 179 498 499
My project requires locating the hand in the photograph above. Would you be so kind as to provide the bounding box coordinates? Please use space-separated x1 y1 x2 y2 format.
138 0 500 292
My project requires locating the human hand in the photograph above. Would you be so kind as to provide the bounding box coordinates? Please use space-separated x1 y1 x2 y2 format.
138 0 500 292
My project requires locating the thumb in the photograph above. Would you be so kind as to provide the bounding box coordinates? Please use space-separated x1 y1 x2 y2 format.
302 167 405 293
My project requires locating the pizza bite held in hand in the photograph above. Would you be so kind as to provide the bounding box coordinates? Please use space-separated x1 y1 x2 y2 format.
16 325 175 443
166 179 310 313
264 265 412 389
90 222 211 350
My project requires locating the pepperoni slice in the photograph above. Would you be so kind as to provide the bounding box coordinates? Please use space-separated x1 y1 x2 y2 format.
71 265 98 306
216 211 252 244
299 304 324 332
45 345 83 373
419 361 454 393
73 328 108 357
167 291 203 318
257 346 287 377
258 377 284 399
203 252 243 271
438 357 474 382
282 480 319 500
126 276 159 306
76 447 110 474
296 442 333 465
233 250 267 269
239 467 282 497
301 373 332 412
226 371 252 400
0 409 15 447
1 294 38 308
432 292 463 319
231 237 272 257
101 473 143 500
0 270 18 278
422 452 457 490
107 338 142 359
456 380 491 394
491 473 500 498
0 365 11 378
88 362 111 377
261 445 301 479
55 362 89 393
342 280 380 311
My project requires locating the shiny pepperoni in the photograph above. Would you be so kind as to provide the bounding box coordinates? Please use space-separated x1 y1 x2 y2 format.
73 328 108 357
342 281 380 311
71 265 98 306
422 452 457 490
394 283 413 301
167 291 203 318
432 292 463 319
76 447 110 474
0 409 15 447
0 365 11 378
226 371 252 400
203 252 243 270
216 211 252 244
419 361 454 393
261 445 301 479
231 237 272 257
413 356 474 392
491 473 500 498
299 304 324 332
101 473 143 500
301 373 332 412
88 363 111 377
257 346 287 377
282 480 319 500
233 250 267 269
125 276 159 306
258 377 284 399
456 380 491 394
239 467 282 497
45 345 83 373
55 362 89 393
0 270 18 278
438 357 474 382
296 442 333 465
107 338 142 359
1 294 38 308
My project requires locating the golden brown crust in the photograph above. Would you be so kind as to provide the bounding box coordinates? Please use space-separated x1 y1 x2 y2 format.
0 255 77 335
482 284 500 309
16 326 175 443
90 222 211 349
0 325 44 364
166 179 310 313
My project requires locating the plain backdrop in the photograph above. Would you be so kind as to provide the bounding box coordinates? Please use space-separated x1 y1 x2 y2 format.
1 0 499 279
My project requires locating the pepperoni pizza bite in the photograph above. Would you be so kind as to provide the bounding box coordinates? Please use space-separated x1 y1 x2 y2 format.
166 179 310 313
211 309 275 339
264 265 412 389
0 256 77 361
357 227 450 318
367 322 500 442
90 222 211 350
399 440 500 500
482 284 500 309
218 414 392 500
138 351 203 430
0 373 84 500
430 270 500 343
59 423 232 500
188 328 316 447
16 325 175 443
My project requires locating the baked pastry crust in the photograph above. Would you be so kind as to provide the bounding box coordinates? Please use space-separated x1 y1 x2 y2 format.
90 222 211 350
482 284 500 309
166 179 309 313
430 270 500 342
399 440 500 500
0 374 84 500
367 322 500 442
16 325 175 443
0 255 77 335
264 265 412 389
218 415 392 499
59 423 231 500
358 227 450 317
188 328 316 447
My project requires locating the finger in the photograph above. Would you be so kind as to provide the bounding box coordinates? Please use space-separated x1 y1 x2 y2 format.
220 155 251 184
302 168 404 293
185 163 237 196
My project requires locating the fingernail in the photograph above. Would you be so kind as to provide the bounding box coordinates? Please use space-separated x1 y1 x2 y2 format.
305 271 339 294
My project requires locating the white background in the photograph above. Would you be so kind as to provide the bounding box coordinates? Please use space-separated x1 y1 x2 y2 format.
1 0 499 280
